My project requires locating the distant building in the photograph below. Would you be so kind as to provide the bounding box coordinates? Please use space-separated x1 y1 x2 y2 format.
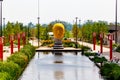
108 25 120 44
48 32 53 39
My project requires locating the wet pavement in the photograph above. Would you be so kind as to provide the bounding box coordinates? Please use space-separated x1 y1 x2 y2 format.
19 52 104 80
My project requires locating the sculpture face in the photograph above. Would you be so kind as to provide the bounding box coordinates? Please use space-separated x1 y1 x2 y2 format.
53 23 65 39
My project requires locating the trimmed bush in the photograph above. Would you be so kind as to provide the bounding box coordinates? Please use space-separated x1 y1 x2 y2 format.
20 44 35 60
7 52 28 68
0 72 12 80
116 45 120 52
0 61 20 79
0 44 35 80
84 52 96 56
92 56 107 63
100 63 120 80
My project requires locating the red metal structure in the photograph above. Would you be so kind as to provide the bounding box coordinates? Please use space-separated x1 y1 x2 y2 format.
100 33 103 54
93 32 96 50
10 35 14 54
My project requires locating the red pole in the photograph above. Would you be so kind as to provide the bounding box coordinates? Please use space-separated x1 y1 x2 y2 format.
93 32 96 50
100 33 103 54
10 35 14 54
18 33 20 51
0 37 3 61
109 34 112 60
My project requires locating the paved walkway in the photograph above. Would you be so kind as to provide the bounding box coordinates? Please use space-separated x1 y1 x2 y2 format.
3 40 120 63
3 46 23 61
78 41 120 62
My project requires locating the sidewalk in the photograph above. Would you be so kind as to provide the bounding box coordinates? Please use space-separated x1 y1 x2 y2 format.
78 41 120 62
3 46 23 61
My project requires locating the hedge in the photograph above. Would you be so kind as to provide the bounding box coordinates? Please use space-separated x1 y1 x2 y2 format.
0 61 20 80
7 52 28 68
0 44 35 80
100 63 120 80
0 72 12 80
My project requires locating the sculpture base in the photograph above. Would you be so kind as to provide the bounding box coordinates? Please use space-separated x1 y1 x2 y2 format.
53 39 63 55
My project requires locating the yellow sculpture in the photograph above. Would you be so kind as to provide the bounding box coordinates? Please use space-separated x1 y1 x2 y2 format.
53 23 65 39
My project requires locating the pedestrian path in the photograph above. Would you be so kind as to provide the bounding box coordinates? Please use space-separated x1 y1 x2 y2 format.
3 46 22 61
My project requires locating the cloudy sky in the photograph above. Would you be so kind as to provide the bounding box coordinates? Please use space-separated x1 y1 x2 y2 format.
2 0 120 24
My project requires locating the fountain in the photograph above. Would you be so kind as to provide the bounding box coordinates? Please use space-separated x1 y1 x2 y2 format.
52 23 65 55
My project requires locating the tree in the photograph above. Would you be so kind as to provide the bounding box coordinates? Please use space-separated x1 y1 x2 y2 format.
81 20 108 42
72 24 79 39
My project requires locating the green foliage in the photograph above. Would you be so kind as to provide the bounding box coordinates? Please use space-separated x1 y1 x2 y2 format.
20 44 35 60
100 63 120 80
64 30 71 38
81 20 108 42
14 40 23 45
41 41 53 46
63 41 81 48
72 24 79 38
0 44 35 80
81 46 91 51
0 61 20 79
116 45 120 52
63 42 75 47
7 52 28 68
92 56 107 63
84 52 96 56
0 72 12 80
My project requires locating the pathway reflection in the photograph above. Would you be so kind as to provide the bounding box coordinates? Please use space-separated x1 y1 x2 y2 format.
54 71 64 80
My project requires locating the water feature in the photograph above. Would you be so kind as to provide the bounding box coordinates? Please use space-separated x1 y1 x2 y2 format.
19 52 104 80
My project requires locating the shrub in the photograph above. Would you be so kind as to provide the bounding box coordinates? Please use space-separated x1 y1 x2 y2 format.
92 56 107 63
84 52 96 56
100 63 120 80
7 52 28 68
0 72 12 80
0 44 35 80
81 46 91 51
0 61 20 79
20 44 35 60
116 45 120 52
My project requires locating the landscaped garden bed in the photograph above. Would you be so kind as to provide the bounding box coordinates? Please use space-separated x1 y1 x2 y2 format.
84 51 120 80
0 44 35 80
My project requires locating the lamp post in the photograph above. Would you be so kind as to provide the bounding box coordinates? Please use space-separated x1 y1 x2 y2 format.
3 17 5 36
0 0 3 37
79 19 81 41
75 17 78 48
115 0 118 43
38 17 40 47
37 0 40 47
79 19 81 28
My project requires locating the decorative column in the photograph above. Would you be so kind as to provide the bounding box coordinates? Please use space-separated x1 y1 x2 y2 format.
109 34 112 60
93 32 96 50
10 35 14 54
100 33 103 54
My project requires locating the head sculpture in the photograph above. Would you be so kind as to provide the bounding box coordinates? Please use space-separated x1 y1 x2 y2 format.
53 23 65 39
